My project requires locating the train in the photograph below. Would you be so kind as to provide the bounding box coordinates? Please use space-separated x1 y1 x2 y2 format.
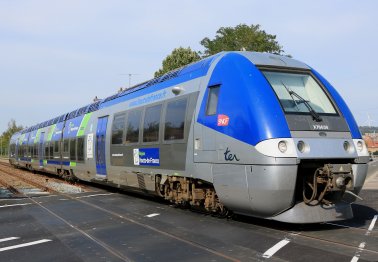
8 51 370 223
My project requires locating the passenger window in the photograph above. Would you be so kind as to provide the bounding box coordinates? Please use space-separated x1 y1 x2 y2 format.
45 143 49 160
77 137 85 161
63 140 69 153
50 143 54 159
33 145 37 158
70 139 76 161
206 85 220 116
164 98 187 140
143 104 162 142
125 109 142 143
112 113 126 144
54 141 59 153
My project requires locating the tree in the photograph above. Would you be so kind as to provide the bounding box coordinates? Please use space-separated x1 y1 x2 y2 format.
154 24 285 76
200 24 284 57
154 47 201 77
0 119 23 156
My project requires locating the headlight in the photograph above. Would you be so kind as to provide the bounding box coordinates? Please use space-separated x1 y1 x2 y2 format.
343 141 351 152
356 140 364 152
297 141 308 153
278 141 287 153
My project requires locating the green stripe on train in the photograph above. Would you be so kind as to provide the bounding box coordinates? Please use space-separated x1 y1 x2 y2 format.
47 124 56 141
34 129 41 143
77 113 92 137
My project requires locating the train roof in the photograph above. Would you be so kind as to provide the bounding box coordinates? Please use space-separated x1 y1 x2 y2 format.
18 51 307 135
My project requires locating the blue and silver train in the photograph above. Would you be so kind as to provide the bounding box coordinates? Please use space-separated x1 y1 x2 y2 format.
9 51 370 223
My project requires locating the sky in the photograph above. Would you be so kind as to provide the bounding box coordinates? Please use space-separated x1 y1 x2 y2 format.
1 0 378 133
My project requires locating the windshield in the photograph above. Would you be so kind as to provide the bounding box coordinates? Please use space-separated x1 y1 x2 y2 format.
262 71 337 115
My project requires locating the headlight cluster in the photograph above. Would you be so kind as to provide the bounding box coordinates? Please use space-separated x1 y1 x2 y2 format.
297 141 308 153
278 141 287 153
356 140 364 152
343 141 352 152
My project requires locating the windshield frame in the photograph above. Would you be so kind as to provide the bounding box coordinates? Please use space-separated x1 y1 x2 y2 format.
259 67 340 117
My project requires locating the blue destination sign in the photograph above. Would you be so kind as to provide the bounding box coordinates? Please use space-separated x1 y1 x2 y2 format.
133 148 160 166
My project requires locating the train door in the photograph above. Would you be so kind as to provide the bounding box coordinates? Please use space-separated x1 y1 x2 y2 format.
96 116 108 178
39 132 45 167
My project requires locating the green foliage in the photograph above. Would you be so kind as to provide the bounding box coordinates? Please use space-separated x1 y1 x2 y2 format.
200 24 283 57
154 24 286 75
0 119 23 156
154 47 201 77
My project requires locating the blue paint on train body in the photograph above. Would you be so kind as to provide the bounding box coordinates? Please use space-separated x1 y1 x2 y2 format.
197 53 291 146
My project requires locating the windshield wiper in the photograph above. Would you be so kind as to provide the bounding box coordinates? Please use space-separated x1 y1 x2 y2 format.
281 82 323 122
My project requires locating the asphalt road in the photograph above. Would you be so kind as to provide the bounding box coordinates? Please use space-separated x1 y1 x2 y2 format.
0 163 377 262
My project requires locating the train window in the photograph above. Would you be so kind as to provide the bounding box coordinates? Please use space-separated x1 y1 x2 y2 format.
206 85 220 116
63 140 69 153
262 71 337 115
143 104 162 143
70 139 76 161
33 145 37 158
54 141 59 153
27 145 30 157
125 109 142 143
50 143 54 159
77 137 85 161
164 98 187 140
45 143 49 160
112 113 126 144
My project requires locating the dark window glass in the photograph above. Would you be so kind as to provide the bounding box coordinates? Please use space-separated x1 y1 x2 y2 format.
143 104 162 142
50 143 54 159
45 143 49 160
54 141 59 153
112 113 126 144
164 98 187 140
63 140 69 152
125 109 142 143
70 139 76 161
77 137 85 162
33 145 38 158
262 71 337 115
206 85 220 116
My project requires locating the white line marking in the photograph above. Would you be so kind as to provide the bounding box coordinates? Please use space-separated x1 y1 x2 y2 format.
0 203 32 208
350 215 378 261
146 213 160 218
0 237 20 243
76 193 114 199
350 244 365 262
0 239 52 252
262 239 290 258
367 215 377 232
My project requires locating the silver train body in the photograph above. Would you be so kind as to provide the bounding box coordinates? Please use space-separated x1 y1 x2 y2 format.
9 52 370 223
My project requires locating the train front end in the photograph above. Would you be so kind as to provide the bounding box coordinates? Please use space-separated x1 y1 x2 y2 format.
198 52 369 223
255 63 369 223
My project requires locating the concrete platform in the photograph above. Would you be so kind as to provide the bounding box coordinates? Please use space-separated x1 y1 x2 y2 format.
364 160 378 190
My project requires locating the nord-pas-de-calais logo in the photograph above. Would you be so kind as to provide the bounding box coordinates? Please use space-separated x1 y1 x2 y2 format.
133 148 160 166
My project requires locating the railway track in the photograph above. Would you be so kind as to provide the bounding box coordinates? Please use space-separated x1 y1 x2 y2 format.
1 161 377 261
0 162 84 196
